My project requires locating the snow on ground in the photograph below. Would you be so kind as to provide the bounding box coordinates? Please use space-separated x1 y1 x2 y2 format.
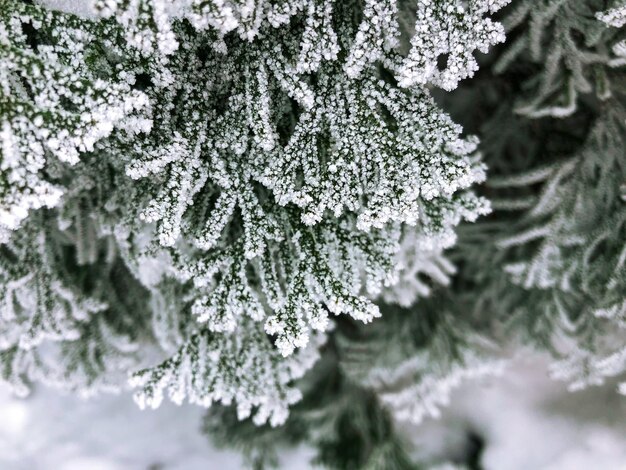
2 354 626 469
404 353 626 470
35 0 98 18
0 385 244 470
0 385 311 470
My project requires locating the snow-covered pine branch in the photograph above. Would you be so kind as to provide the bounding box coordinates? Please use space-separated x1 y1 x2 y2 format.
1 0 506 423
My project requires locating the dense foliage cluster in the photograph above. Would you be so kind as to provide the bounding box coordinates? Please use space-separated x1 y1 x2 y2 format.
1 0 625 468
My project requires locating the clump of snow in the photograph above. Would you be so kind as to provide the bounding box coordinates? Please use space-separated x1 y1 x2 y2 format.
3 353 626 468
0 383 313 468
35 0 98 18
400 353 626 470
0 385 242 469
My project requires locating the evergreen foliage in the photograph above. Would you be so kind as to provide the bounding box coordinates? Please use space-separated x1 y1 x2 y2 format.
0 0 502 427
203 0 626 466
1 0 625 468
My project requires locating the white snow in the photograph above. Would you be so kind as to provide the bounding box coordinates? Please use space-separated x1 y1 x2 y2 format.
2 354 626 469
403 353 626 470
35 0 98 18
0 385 310 469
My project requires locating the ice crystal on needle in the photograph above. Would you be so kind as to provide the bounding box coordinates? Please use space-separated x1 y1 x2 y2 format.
396 0 510 91
1 0 506 424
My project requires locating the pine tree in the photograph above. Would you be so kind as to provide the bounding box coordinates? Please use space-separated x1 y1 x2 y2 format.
461 0 626 394
413 0 626 401
204 1 626 467
0 0 507 430
2 0 625 468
